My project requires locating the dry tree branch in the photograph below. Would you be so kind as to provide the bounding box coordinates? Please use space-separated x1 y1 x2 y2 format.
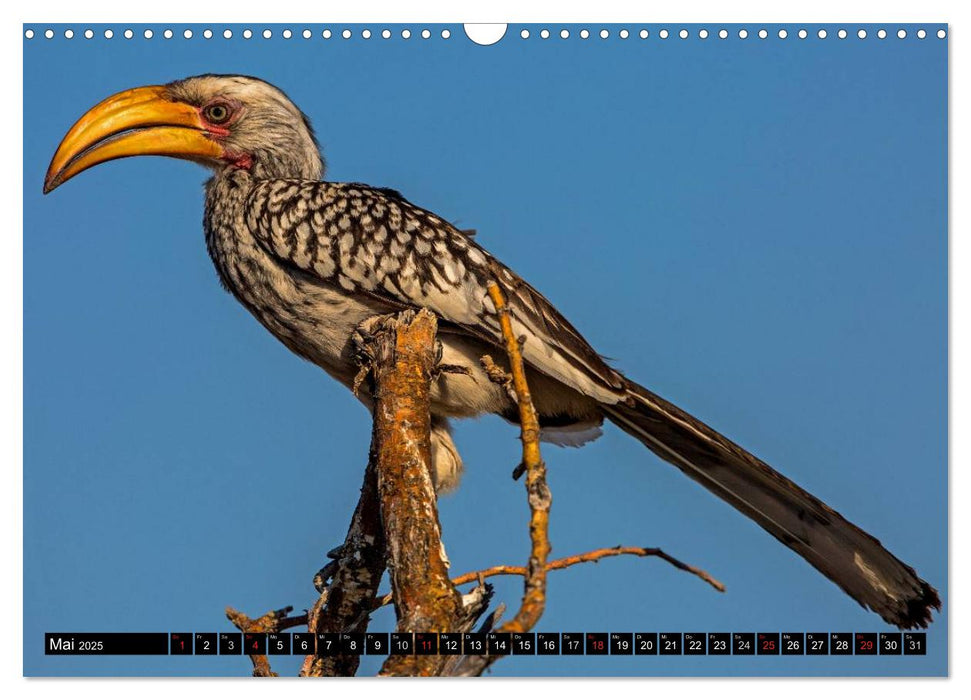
486 280 552 635
448 280 553 676
465 546 725 592
301 456 386 677
353 310 467 677
489 282 553 632
225 605 305 677
371 545 725 609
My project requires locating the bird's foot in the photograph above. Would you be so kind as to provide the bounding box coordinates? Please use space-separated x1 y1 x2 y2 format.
430 338 474 381
434 363 474 380
480 354 519 404
350 314 397 395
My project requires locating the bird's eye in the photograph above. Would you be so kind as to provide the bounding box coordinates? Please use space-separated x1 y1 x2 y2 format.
203 103 232 124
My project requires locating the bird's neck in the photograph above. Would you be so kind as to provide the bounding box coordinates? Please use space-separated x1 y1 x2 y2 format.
243 146 324 181
206 151 323 203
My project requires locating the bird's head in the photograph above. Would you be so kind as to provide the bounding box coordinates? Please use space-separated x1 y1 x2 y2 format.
43 74 323 194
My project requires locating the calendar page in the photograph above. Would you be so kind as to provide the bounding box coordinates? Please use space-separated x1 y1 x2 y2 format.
23 20 947 678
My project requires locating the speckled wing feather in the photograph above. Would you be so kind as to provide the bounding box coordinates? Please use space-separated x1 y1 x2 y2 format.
242 178 626 404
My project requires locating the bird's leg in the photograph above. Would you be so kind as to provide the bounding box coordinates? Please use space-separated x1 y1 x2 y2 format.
480 353 527 480
432 338 474 381
352 311 473 393
350 313 402 395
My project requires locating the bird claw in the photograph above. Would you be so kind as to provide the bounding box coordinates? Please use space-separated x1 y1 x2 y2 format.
434 363 474 379
480 354 519 404
351 314 398 395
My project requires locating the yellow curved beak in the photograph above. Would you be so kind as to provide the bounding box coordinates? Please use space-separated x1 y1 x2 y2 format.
43 85 226 194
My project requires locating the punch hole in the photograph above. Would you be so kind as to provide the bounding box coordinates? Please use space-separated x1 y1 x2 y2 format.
64 29 74 39
520 29 529 39
600 29 609 39
738 29 748 39
659 29 668 39
202 29 212 39
798 29 808 39
401 29 411 39
125 29 134 39
303 29 312 39
362 29 371 39
877 29 887 39
442 29 451 39
540 29 550 39
897 29 907 39
322 29 332 39
342 29 352 39
858 29 867 39
937 29 946 39
223 29 232 39
581 29 590 39
283 29 293 39
242 29 252 39
84 29 94 39
838 29 847 39
758 29 768 39
778 29 788 39
104 29 113 39
464 24 507 46
262 29 272 39
818 29 827 39
184 29 193 39
24 29 33 39
163 29 172 39
384 29 393 39
699 29 709 39
619 29 630 39
143 29 153 39
917 29 926 39
718 29 728 39
422 29 431 39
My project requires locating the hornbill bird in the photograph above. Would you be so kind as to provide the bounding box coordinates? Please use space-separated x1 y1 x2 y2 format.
44 74 939 629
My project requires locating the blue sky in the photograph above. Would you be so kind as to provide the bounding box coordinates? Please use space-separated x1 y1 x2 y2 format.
23 23 947 677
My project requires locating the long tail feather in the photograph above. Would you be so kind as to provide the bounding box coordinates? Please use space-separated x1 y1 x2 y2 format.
604 380 940 629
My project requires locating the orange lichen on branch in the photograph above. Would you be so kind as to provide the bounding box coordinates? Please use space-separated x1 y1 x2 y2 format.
485 280 552 635
358 310 465 677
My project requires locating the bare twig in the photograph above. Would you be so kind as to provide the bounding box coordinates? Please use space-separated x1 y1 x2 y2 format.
450 281 552 676
487 280 552 636
372 544 725 609
226 605 303 677
453 546 725 593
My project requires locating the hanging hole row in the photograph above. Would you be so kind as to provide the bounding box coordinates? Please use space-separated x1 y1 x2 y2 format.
24 27 947 41
23 27 457 41
517 27 945 41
